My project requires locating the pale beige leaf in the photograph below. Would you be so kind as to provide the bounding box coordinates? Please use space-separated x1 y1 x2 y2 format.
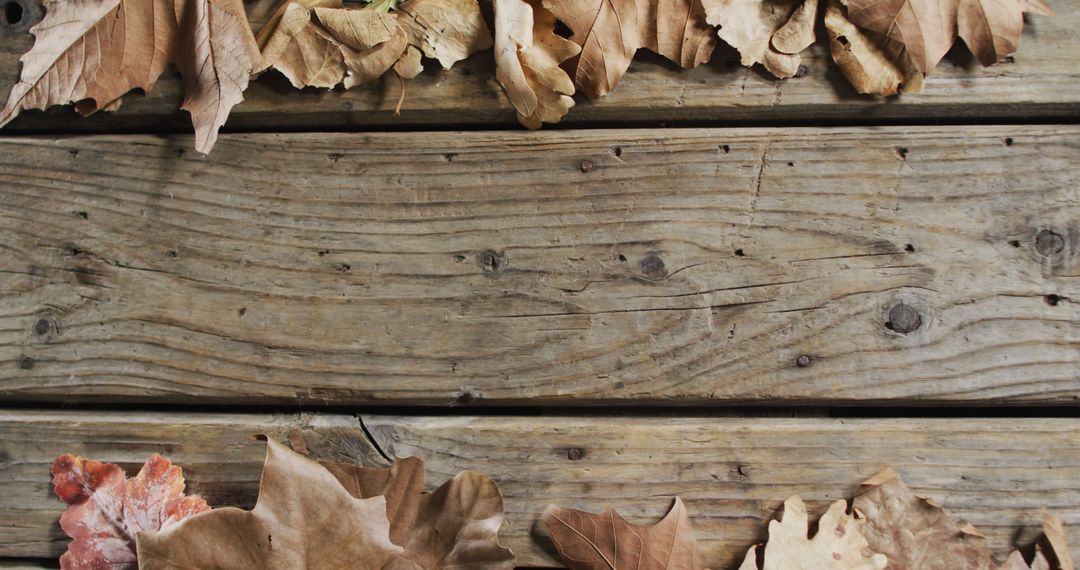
740 497 887 570
314 8 406 88
543 498 707 570
825 0 923 95
397 0 493 69
957 0 1053 66
395 45 426 78
543 0 714 99
494 0 579 128
260 1 346 89
771 0 818 54
0 0 260 153
257 0 339 50
702 0 811 79
854 468 993 570
136 437 404 569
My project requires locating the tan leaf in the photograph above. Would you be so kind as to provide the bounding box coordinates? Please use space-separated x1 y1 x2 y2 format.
395 45 426 78
0 0 260 154
315 8 407 88
842 0 1050 74
323 456 516 569
397 0 494 69
494 0 580 128
543 497 706 569
824 0 923 95
853 468 993 570
542 0 715 99
738 496 887 570
999 512 1075 570
702 0 815 79
136 437 403 569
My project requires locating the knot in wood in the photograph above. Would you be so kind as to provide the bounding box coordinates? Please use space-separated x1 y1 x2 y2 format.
33 318 51 337
640 255 666 279
478 251 503 273
17 355 33 369
1035 230 1065 256
886 303 922 334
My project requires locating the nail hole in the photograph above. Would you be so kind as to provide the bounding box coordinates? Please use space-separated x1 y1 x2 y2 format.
796 355 811 368
734 248 745 257
896 147 909 159
904 244 915 253
238 307 247 317
1045 294 1062 306
567 448 584 461
612 147 622 157
617 254 626 262
1004 137 1014 147
17 355 33 369
4 1 23 26
1008 240 1021 248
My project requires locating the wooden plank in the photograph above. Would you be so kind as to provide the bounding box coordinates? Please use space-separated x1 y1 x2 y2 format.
0 0 1078 132
1 126 1078 406
2 411 1079 568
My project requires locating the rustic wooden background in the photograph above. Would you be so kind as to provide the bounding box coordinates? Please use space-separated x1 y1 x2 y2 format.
0 0 1078 568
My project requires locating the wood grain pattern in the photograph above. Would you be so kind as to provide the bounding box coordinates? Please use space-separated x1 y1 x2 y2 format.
0 1 1077 132
1 411 1078 568
0 126 1077 405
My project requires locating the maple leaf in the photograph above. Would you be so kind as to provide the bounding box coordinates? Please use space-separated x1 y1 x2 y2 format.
494 0 580 128
702 0 818 79
541 0 716 99
0 0 261 154
853 468 993 570
136 436 403 569
737 496 887 570
258 0 407 90
824 0 924 95
999 512 1075 570
52 453 209 570
321 455 517 569
841 0 1052 74
543 497 706 570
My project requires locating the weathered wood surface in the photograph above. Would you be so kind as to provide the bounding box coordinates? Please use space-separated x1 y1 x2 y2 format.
1 411 1078 568
0 0 1077 133
1 126 1078 405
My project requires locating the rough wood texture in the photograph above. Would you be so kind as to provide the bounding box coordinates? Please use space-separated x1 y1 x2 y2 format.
1 411 1078 568
0 0 1077 132
1 126 1077 405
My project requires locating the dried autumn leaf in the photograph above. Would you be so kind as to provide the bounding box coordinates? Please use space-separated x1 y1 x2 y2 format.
397 0 494 70
494 0 580 128
0 0 261 154
322 456 516 569
853 468 993 570
737 496 887 570
542 0 716 99
999 512 1075 570
824 0 924 95
543 497 706 569
841 0 1052 74
702 0 817 79
136 437 403 569
52 454 209 570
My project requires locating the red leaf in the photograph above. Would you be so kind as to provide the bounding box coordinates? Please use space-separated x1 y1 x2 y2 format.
52 454 210 570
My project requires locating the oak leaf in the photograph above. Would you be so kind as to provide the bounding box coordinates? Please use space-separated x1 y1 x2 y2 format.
541 0 717 99
322 455 517 569
0 0 261 154
841 0 1052 74
853 468 993 570
396 0 494 70
825 0 924 95
136 436 403 569
52 454 209 570
737 496 887 570
703 0 818 78
494 0 580 128
999 512 1075 570
543 497 706 569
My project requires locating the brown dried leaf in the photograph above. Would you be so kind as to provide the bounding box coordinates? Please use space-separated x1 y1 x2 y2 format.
854 468 993 570
52 454 209 570
136 437 403 569
316 8 407 88
824 0 923 95
737 496 887 570
543 497 706 570
999 512 1075 570
842 0 1051 74
702 0 816 79
494 0 580 128
0 0 261 154
397 0 494 69
541 0 716 99
323 456 516 569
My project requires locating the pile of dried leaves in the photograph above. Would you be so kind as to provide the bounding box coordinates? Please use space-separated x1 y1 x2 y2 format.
53 442 1074 570
0 0 1051 152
